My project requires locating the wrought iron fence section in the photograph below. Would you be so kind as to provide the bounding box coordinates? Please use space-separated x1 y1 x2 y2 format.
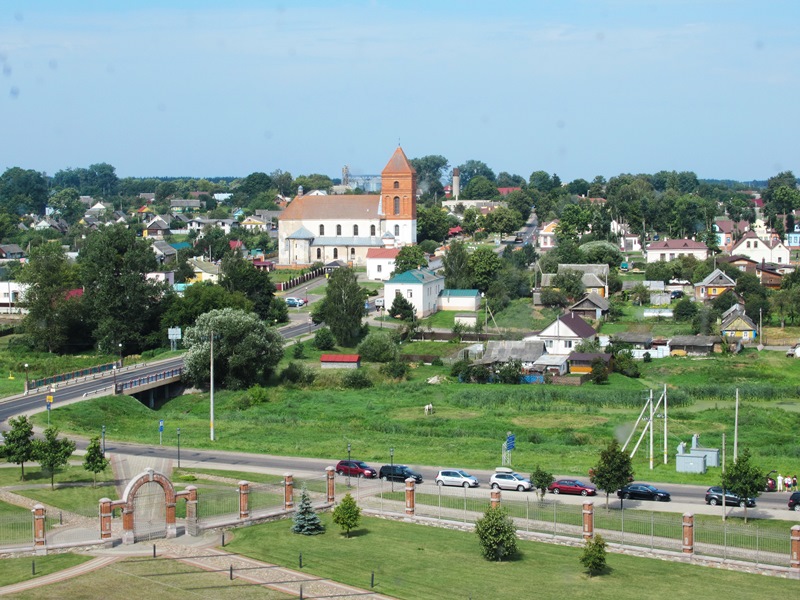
695 521 790 567
0 515 33 547
197 488 241 520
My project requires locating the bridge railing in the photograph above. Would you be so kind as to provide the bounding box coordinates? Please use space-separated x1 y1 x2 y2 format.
119 368 183 392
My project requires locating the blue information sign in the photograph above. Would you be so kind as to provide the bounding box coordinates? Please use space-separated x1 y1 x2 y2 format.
159 419 164 432
506 434 516 450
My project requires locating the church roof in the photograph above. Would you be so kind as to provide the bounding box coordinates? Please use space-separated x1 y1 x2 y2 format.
382 146 416 174
287 226 315 240
281 194 381 221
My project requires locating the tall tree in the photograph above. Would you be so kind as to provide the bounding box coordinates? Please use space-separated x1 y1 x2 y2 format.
410 155 449 195
49 187 85 225
320 267 366 347
442 241 473 290
457 160 496 188
4 416 35 480
79 224 162 354
220 253 282 320
83 436 109 488
34 427 76 490
184 308 284 389
590 439 634 509
416 205 449 242
17 243 78 352
0 167 48 214
462 176 499 200
393 245 427 275
468 247 502 293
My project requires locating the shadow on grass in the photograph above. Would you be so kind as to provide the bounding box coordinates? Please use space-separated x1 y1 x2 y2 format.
338 527 370 538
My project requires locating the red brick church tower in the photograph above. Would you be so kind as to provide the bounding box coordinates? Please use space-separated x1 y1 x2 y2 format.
381 146 417 245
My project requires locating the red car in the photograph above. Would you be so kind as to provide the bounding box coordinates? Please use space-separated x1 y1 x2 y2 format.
335 460 377 478
547 479 597 496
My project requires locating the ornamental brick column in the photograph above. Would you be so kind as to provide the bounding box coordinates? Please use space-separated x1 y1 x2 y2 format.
238 481 250 519
791 525 800 569
284 473 294 510
32 504 46 550
121 505 135 545
185 485 198 537
405 478 416 516
99 498 112 539
490 489 501 510
326 467 335 504
582 501 594 541
682 513 694 555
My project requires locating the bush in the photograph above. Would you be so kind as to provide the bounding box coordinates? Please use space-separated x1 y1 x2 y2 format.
450 359 472 380
496 360 521 384
292 341 307 359
232 385 271 410
357 332 399 363
674 297 698 322
380 360 409 380
279 362 316 386
475 506 518 561
313 327 336 351
580 534 607 577
342 369 373 389
431 357 444 367
613 350 640 378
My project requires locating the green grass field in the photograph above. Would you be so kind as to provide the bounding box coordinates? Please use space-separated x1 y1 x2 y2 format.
226 515 799 599
0 554 94 589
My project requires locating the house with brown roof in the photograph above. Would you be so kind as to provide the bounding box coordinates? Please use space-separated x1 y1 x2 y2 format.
730 230 790 265
278 147 417 266
693 268 736 301
645 239 709 263
524 312 597 355
713 219 750 252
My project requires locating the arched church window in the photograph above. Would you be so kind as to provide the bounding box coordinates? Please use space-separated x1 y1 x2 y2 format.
336 224 342 236
394 224 400 236
316 248 321 259
394 196 400 215
350 248 355 257
319 225 324 235
393 181 400 189
370 225 376 236
333 248 338 259
353 225 359 236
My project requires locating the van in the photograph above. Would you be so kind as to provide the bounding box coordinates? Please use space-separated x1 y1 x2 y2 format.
374 297 385 308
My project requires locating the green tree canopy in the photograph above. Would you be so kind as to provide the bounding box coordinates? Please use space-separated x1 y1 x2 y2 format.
721 448 764 523
4 415 35 480
184 308 284 390
468 246 502 293
590 439 634 509
332 492 361 538
320 267 366 347
417 205 449 242
475 506 518 561
35 427 76 490
393 245 427 276
83 436 109 488
0 167 48 215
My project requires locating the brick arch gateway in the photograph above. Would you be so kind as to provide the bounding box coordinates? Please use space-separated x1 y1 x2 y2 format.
100 468 197 544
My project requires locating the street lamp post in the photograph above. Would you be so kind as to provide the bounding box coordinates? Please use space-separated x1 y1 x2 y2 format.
118 343 123 367
101 425 106 456
378 306 383 328
347 443 352 487
177 428 181 469
210 331 215 441
24 363 28 395
390 447 394 492
112 365 117 395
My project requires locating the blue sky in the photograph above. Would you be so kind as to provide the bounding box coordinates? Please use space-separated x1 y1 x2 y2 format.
1 1 799 183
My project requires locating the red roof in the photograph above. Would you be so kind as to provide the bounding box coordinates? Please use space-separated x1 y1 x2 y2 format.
229 240 243 249
448 226 463 235
366 248 400 259
497 187 521 196
65 288 84 300
647 239 708 250
320 354 360 363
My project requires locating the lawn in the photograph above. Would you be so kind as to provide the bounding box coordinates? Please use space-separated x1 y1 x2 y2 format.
0 554 94 589
0 464 113 488
226 515 800 599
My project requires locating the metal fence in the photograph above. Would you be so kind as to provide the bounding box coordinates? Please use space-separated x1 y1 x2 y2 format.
695 521 790 566
0 515 33 549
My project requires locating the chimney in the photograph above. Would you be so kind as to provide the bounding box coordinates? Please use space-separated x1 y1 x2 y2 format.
452 168 460 201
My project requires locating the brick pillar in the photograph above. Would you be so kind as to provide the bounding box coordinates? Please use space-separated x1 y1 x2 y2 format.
238 481 250 519
405 478 416 516
326 467 335 504
165 495 177 539
32 504 46 550
582 501 594 541
185 485 198 537
791 525 800 569
284 473 294 510
490 489 501 509
682 513 694 555
121 504 135 545
99 498 112 539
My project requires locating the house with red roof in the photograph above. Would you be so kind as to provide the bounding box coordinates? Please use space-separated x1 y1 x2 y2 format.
712 219 750 252
366 247 401 281
645 239 709 263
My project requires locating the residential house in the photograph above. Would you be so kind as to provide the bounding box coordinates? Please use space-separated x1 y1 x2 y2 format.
525 312 597 355
146 271 175 286
645 239 709 263
720 304 758 341
85 201 112 217
716 255 785 290
365 247 400 281
568 352 612 375
669 335 724 356
187 258 221 283
0 280 27 313
439 289 481 312
537 220 559 251
568 292 609 322
473 340 545 373
188 217 239 236
693 268 736 301
241 215 268 232
170 198 203 213
383 268 445 318
0 244 25 260
138 193 156 203
713 219 750 252
540 263 609 297
609 332 653 350
531 354 569 376
730 230 790 265
143 216 171 239
152 240 178 264
620 233 642 253
33 217 69 233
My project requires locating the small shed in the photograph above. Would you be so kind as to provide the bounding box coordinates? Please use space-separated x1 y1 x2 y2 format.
439 289 481 311
531 354 569 376
669 335 723 356
610 332 653 350
454 313 478 327
568 352 612 374
320 354 361 369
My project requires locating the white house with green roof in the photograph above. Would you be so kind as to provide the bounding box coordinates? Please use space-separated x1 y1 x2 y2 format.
439 289 481 311
383 268 444 318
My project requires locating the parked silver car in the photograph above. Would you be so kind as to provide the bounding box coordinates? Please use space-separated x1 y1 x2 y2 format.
435 469 479 488
489 468 532 492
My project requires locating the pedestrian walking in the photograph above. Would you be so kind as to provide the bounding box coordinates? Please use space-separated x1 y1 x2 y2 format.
793 475 798 492
777 473 784 492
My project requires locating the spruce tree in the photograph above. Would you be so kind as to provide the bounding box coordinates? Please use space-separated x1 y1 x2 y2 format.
291 487 325 535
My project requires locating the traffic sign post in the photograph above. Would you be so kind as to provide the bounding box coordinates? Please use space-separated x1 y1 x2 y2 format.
45 395 53 426
502 431 515 466
159 419 164 445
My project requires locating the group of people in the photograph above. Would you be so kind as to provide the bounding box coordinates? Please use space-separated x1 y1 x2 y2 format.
777 474 798 492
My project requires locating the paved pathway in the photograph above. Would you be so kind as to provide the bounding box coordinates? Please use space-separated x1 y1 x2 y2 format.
109 451 172 497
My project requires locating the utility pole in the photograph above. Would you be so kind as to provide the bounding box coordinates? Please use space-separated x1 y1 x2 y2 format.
210 331 215 441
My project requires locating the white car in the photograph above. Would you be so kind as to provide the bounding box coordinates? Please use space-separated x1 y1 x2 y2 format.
435 469 479 488
489 468 532 492
285 297 305 307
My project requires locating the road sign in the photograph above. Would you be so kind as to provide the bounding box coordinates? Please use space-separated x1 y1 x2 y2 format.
506 433 516 451
159 419 164 432
46 395 53 404
167 327 182 340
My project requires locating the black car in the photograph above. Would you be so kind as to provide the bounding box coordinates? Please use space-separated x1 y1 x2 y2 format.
705 486 756 508
789 492 800 511
617 483 671 502
379 464 423 483
670 290 685 300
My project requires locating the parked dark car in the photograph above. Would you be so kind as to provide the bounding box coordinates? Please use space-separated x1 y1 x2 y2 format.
617 483 671 502
379 464 423 483
670 290 684 300
705 486 756 508
335 460 377 479
789 492 800 511
547 479 596 496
